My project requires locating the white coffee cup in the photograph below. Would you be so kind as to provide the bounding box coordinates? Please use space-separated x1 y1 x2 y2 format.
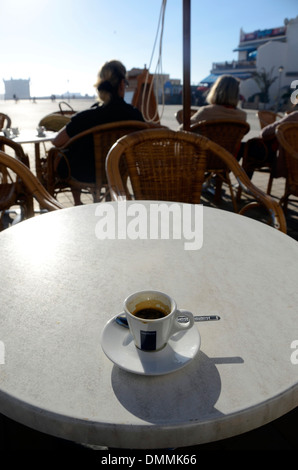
3 128 11 138
11 127 19 136
37 126 45 137
124 290 194 352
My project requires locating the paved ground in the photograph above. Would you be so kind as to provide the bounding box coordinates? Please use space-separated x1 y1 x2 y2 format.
2 99 295 238
0 100 297 452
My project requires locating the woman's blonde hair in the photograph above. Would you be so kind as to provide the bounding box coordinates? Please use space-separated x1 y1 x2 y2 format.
206 75 240 107
94 60 127 103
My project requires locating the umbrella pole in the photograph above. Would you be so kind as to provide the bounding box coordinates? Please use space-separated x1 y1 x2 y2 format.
183 0 191 131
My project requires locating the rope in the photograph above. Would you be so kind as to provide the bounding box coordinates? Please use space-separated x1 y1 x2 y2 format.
141 0 167 122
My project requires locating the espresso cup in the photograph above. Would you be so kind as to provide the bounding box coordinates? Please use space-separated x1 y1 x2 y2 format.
3 128 11 138
37 126 45 137
11 127 19 136
124 290 194 352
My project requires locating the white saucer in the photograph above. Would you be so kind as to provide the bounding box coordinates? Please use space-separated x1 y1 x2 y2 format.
101 314 201 375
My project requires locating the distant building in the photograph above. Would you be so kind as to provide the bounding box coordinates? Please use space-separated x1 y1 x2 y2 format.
200 16 298 109
126 67 183 105
3 78 30 100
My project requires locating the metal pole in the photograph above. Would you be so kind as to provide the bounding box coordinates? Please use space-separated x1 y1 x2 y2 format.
276 66 284 112
183 0 191 131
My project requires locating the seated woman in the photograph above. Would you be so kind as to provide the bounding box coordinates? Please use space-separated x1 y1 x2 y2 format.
189 74 247 123
52 60 144 200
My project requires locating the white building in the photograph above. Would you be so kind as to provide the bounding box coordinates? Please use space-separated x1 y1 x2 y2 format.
3 78 30 100
201 16 298 109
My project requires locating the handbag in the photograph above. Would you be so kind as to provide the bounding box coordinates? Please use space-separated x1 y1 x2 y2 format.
39 101 77 131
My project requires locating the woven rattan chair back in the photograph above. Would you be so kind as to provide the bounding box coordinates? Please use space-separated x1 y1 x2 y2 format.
189 119 250 164
189 119 250 209
175 108 198 125
275 122 298 211
0 150 63 230
257 110 282 130
0 136 30 166
0 113 11 130
47 120 166 204
0 137 31 213
106 128 286 233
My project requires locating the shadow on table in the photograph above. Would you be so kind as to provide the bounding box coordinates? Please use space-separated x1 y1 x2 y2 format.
111 350 243 424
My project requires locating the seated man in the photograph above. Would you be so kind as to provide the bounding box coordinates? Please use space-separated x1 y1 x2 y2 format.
241 106 298 181
260 107 298 179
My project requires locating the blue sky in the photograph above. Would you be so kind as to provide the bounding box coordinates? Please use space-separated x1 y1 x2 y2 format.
1 0 297 97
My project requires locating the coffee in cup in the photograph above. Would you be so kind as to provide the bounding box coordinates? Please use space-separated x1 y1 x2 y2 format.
123 290 194 351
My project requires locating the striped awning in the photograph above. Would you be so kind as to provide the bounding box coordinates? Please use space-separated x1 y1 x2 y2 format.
200 72 252 84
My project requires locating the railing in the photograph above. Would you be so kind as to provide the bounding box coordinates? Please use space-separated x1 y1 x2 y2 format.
212 60 256 71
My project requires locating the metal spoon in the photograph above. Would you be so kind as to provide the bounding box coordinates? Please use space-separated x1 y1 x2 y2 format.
115 314 220 329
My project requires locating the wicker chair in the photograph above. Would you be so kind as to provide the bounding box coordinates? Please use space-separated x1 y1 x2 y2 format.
39 101 77 131
275 122 298 212
106 129 286 233
0 136 30 167
0 113 11 130
236 137 275 201
257 110 283 130
175 108 198 125
188 119 250 210
0 150 63 230
47 120 165 205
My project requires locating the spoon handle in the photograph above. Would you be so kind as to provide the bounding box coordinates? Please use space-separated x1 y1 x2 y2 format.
194 315 220 322
115 314 220 328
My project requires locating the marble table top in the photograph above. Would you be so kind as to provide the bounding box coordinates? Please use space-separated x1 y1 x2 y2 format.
0 201 297 449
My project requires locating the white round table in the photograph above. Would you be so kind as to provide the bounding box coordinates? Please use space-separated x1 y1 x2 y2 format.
0 202 297 449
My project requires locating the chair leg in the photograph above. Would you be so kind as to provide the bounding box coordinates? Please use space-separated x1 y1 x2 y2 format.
21 195 34 219
236 185 242 202
279 178 290 213
226 175 238 212
267 174 273 194
72 189 82 205
104 188 111 201
279 182 290 216
214 177 223 204
236 163 251 202
214 175 223 204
